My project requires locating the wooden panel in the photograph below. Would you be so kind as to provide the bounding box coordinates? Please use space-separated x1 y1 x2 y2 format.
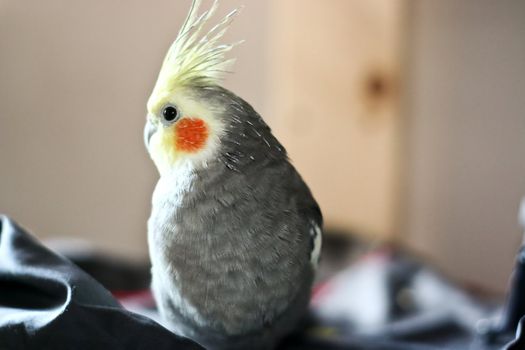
268 0 406 238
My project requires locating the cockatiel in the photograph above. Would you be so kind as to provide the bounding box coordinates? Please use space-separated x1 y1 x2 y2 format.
144 1 322 349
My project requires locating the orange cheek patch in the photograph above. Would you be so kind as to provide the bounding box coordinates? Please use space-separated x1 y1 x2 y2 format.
175 118 209 153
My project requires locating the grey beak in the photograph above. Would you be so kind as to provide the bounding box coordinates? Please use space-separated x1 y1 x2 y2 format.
144 119 157 149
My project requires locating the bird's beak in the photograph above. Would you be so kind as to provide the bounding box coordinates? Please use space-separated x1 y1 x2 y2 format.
144 118 157 149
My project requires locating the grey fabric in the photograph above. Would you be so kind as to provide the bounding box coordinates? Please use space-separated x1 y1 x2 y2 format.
0 215 203 350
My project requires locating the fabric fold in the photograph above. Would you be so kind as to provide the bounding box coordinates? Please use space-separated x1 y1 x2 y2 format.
0 215 203 350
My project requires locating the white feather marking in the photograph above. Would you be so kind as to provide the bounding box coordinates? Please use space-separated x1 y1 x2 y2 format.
518 197 525 231
310 222 322 268
151 265 208 330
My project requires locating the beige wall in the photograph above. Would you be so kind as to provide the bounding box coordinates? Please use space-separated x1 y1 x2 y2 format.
0 1 270 259
404 0 525 291
0 0 403 258
2 0 524 293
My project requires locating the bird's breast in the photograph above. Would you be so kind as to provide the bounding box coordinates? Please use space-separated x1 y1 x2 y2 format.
148 165 313 336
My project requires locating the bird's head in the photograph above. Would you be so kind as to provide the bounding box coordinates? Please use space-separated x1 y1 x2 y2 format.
144 0 242 176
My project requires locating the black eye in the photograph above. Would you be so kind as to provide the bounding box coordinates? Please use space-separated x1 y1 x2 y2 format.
162 105 179 122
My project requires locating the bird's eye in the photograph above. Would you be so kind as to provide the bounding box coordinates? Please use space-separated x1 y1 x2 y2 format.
162 105 179 123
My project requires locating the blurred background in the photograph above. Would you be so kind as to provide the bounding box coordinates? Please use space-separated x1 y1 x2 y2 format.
0 0 524 295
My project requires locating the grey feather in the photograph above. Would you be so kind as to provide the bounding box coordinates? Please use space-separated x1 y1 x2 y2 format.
147 86 322 350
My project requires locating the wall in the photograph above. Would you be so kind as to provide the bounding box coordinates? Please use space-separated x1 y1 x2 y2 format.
2 1 524 293
404 0 525 291
0 0 270 259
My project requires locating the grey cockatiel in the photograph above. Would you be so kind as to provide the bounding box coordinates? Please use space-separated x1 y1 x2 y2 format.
143 1 323 349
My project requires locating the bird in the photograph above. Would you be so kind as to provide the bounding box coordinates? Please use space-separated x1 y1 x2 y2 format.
143 1 322 349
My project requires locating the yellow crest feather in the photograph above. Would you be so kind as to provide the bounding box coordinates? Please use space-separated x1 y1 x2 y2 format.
154 0 242 93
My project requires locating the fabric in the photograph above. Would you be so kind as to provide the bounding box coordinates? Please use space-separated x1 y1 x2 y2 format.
0 216 203 350
0 215 523 350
